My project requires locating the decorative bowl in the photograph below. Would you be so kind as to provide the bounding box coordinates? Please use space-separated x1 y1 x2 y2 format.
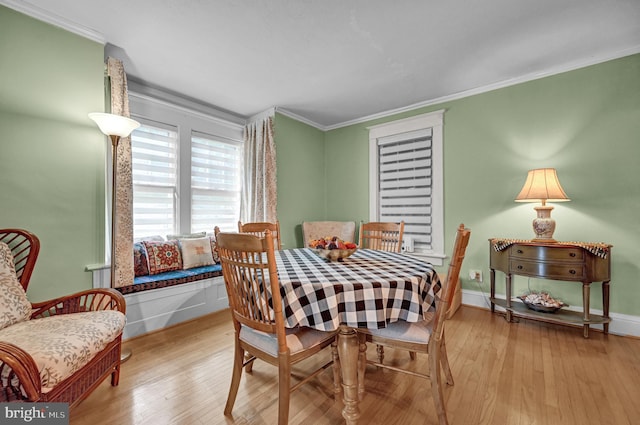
312 248 357 262
519 294 566 313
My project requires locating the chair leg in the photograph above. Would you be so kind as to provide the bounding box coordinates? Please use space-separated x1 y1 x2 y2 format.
278 355 291 425
440 337 454 386
331 339 342 394
224 342 245 415
244 352 254 373
357 333 366 401
376 344 384 364
429 341 449 425
111 363 120 386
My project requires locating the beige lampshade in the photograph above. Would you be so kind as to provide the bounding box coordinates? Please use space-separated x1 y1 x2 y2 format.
515 168 570 204
89 112 140 137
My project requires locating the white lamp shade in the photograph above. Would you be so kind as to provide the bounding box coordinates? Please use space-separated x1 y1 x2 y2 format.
89 112 140 137
514 168 570 203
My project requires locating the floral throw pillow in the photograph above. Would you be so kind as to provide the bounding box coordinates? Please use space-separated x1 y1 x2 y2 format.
209 236 220 264
179 237 214 269
133 242 150 277
0 242 32 330
142 240 183 275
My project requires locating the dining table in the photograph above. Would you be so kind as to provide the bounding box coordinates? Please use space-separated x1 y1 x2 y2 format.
274 247 441 425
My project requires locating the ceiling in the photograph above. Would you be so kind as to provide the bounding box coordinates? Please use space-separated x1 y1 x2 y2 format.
5 0 640 129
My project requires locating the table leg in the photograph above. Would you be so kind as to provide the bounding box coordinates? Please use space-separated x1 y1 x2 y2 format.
490 268 496 313
505 273 512 322
602 280 610 334
583 283 591 338
338 324 361 424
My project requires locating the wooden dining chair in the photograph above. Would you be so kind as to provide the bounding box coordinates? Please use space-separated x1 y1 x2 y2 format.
238 220 282 250
358 221 405 253
217 230 340 425
357 223 471 425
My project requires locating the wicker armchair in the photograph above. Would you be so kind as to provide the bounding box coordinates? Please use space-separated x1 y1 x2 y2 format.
0 228 126 408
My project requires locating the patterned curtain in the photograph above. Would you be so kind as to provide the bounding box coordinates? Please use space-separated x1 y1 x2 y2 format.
106 57 134 288
240 115 277 223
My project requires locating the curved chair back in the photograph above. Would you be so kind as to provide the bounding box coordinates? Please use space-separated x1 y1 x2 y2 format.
432 224 471 340
0 228 40 291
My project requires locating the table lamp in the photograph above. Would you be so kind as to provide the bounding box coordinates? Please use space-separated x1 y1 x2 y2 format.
514 168 570 242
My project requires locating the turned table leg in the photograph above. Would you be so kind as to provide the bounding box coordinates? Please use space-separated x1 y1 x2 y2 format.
338 324 361 425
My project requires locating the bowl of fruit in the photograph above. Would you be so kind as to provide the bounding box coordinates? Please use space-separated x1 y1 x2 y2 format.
308 236 357 262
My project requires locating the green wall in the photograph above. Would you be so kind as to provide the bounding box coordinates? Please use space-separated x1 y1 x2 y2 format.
273 114 326 248
3 5 639 318
0 6 106 301
319 54 640 316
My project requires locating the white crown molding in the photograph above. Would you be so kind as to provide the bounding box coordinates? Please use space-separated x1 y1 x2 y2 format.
1 0 106 44
324 44 640 131
247 107 276 124
4 0 640 133
275 107 327 131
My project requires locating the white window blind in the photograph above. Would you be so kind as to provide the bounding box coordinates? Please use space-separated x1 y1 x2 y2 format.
191 131 242 233
378 129 433 254
368 110 444 264
131 122 178 238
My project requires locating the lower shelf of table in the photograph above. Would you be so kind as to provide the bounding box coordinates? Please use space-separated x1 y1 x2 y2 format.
490 298 611 327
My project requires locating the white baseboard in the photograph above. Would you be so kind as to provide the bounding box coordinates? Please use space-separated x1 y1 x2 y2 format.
461 288 640 338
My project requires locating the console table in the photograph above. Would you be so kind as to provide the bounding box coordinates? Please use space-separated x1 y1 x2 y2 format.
489 239 612 338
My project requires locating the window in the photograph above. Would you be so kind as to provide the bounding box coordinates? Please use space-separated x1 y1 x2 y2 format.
129 90 244 239
131 122 178 239
190 131 242 233
368 110 445 265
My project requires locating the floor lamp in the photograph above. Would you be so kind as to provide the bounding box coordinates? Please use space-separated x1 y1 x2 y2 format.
89 112 140 363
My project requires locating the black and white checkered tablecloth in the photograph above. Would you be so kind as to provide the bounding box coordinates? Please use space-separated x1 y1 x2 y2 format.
275 248 441 331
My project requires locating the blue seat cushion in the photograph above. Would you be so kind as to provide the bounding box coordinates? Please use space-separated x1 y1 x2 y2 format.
119 264 222 295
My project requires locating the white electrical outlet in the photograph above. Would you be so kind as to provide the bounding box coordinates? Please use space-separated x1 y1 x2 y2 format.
469 269 483 282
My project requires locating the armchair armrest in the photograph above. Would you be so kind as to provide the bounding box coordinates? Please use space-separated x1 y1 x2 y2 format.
0 342 41 402
30 288 126 319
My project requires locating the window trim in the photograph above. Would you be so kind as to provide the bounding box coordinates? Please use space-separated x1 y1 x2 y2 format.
367 109 445 265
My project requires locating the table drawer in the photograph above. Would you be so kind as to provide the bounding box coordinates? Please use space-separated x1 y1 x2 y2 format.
509 260 585 280
510 245 584 262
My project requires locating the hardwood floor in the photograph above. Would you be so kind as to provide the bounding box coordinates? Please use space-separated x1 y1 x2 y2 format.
70 306 640 425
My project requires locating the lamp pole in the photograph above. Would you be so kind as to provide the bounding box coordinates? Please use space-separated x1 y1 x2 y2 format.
108 134 120 289
89 113 140 364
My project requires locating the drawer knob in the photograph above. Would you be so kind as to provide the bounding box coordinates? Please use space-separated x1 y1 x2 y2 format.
517 265 523 270
569 252 576 257
517 249 524 254
569 269 576 274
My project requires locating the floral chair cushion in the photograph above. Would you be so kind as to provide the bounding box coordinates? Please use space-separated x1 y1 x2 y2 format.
0 310 126 391
0 242 31 330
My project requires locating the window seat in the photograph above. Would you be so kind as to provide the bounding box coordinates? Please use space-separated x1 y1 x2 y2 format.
118 264 223 295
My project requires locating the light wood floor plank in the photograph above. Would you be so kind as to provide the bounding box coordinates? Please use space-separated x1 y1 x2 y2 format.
70 306 640 425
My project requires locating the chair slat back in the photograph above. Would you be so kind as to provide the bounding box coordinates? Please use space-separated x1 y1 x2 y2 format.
217 231 286 344
238 221 282 250
0 229 40 291
432 224 471 338
358 221 405 253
